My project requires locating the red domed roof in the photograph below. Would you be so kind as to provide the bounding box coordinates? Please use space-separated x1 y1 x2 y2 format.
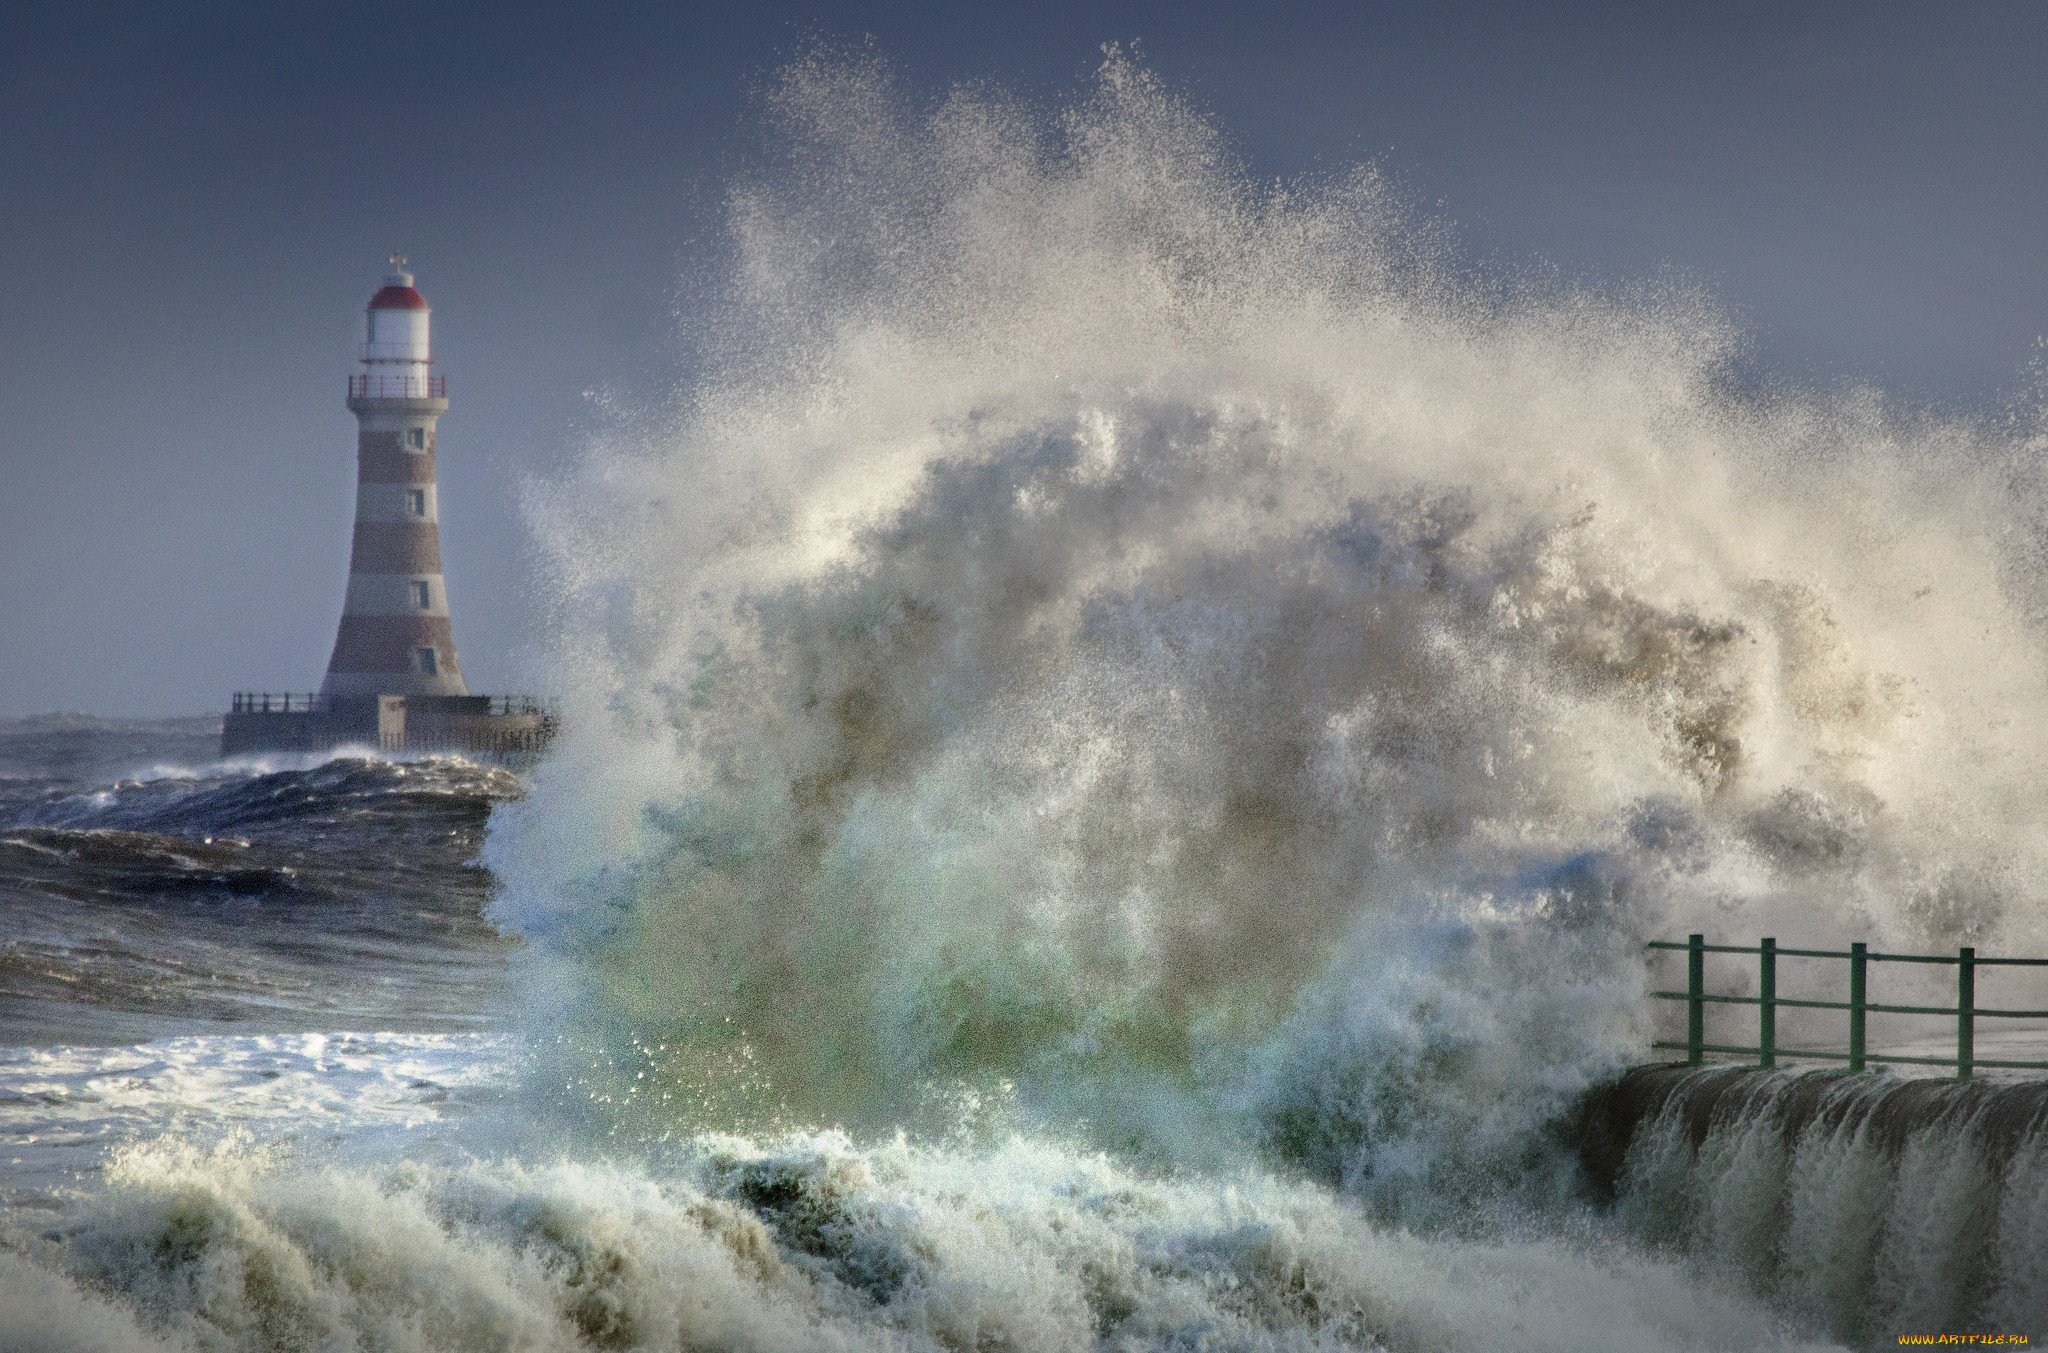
368 285 428 310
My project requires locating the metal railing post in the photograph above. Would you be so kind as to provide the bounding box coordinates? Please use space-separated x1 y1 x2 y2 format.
1687 933 1705 1066
1759 937 1777 1069
1958 947 1975 1082
1848 942 1867 1073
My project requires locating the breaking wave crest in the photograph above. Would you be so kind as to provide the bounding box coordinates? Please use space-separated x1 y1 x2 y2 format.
0 755 519 841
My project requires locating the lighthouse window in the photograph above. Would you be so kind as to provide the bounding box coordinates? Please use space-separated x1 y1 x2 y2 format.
416 648 438 676
412 581 431 609
407 428 427 450
406 489 426 516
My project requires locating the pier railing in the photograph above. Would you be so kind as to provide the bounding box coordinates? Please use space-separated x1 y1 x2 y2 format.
231 692 328 713
230 693 551 717
1649 935 2048 1080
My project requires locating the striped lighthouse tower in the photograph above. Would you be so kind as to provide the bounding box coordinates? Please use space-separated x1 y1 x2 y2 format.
321 256 468 698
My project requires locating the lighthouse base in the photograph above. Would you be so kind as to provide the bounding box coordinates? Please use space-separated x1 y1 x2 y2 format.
221 694 553 767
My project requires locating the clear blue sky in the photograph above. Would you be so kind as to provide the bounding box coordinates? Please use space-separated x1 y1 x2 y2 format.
4 1 2044 716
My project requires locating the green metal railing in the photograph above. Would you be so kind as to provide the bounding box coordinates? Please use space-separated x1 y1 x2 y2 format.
1649 934 2048 1080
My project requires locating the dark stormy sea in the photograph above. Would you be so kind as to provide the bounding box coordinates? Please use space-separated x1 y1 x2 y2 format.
0 723 1832 1353
8 52 2048 1353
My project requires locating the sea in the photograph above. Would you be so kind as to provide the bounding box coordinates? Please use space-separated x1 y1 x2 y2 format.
7 50 2048 1353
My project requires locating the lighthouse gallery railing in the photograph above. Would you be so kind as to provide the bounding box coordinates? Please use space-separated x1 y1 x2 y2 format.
1649 934 2048 1080
348 374 446 399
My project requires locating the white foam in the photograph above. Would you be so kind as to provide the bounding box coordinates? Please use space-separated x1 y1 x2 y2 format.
0 1032 511 1196
0 1252 193 1353
3 1130 1837 1353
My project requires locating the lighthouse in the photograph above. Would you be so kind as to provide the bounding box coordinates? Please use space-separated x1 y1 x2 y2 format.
220 258 551 762
323 256 466 697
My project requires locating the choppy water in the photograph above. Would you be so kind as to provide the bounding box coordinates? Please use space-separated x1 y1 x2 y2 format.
8 49 2048 1352
0 716 517 1047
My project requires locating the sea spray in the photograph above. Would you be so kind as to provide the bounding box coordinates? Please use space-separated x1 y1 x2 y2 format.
488 47 2048 1204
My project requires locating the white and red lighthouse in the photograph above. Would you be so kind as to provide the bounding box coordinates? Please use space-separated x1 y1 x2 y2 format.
221 259 551 762
321 257 468 698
